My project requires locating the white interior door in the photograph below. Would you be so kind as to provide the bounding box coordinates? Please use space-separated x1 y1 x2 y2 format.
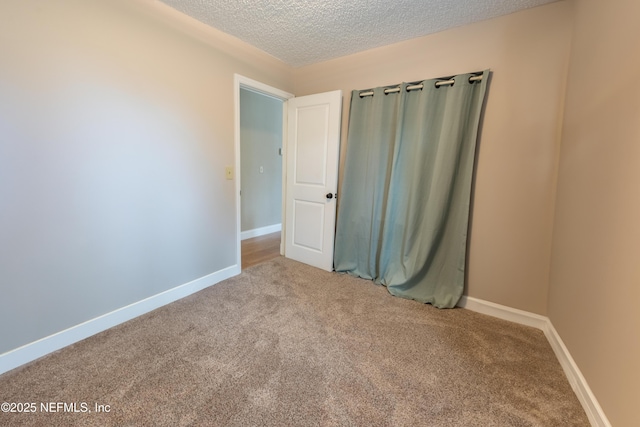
285 90 342 271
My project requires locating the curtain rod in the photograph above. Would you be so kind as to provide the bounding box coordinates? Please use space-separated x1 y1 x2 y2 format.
359 74 483 98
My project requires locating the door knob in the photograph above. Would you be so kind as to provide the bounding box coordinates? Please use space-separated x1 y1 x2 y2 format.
326 193 334 200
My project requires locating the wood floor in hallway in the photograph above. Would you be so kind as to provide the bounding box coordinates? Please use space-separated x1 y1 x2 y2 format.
241 231 281 270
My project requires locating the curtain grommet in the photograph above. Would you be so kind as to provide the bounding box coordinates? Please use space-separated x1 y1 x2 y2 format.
435 79 455 88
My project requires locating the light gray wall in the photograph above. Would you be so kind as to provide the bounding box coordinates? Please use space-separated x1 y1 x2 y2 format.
0 0 293 355
240 89 283 232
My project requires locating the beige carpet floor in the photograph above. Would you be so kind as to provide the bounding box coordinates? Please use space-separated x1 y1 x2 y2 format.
0 257 589 426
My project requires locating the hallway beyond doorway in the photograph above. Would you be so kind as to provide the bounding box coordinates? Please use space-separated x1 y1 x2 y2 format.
241 232 281 270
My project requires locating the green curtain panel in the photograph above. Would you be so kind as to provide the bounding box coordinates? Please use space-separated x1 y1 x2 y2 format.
334 71 489 308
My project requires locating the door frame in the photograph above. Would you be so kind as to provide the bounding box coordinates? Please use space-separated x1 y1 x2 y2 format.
233 74 294 268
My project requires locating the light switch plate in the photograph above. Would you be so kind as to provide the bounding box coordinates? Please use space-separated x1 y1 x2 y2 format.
225 166 233 180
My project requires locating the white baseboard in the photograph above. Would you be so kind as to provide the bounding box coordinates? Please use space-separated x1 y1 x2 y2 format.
542 322 611 427
241 223 281 240
456 295 548 330
457 295 611 427
0 264 241 376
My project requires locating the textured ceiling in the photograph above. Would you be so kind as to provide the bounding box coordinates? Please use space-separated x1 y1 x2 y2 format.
159 0 558 67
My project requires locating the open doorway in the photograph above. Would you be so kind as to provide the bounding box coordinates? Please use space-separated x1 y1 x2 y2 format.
234 75 294 270
240 88 283 269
